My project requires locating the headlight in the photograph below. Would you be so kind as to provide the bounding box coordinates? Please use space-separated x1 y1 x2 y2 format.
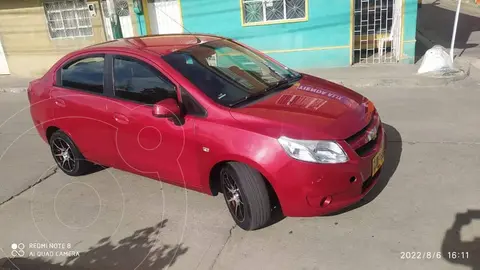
277 136 348 164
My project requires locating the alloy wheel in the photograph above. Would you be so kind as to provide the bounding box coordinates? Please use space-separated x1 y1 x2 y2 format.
222 170 246 222
52 138 76 173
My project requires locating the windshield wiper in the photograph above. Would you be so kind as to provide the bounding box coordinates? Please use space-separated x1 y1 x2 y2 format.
264 73 302 92
228 91 269 107
229 75 302 107
264 78 291 93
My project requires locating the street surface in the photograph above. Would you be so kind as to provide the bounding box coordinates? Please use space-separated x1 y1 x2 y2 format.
0 76 479 269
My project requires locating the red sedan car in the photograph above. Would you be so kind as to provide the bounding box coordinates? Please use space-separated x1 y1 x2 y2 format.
28 34 385 231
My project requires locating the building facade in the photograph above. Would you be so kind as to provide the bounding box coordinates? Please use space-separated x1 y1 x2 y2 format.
0 0 418 77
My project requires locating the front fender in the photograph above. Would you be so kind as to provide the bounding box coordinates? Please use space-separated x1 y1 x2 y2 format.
199 148 284 197
193 120 285 195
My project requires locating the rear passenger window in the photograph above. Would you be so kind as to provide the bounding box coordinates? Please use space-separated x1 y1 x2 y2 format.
61 56 104 93
114 56 176 105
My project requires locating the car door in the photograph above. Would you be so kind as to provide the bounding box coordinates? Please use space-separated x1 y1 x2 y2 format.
49 54 119 166
105 53 201 188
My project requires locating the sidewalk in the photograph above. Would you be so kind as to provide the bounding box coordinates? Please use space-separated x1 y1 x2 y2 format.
300 62 474 89
2 65 469 95
1 62 476 94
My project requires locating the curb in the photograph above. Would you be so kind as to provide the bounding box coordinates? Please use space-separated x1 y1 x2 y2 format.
329 74 468 89
0 87 27 94
315 68 470 89
0 76 469 93
0 65 472 94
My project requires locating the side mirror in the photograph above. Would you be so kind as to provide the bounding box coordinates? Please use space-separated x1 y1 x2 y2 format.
152 98 181 118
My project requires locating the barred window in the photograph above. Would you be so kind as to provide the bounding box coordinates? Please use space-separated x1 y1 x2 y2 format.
242 0 307 25
43 0 93 39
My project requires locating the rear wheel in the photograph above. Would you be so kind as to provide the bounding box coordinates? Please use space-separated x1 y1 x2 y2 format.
49 130 94 176
220 162 271 230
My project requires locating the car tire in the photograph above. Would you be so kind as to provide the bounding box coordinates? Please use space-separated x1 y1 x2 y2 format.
220 162 271 230
49 130 94 176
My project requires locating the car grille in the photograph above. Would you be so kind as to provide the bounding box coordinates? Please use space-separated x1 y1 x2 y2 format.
346 111 381 157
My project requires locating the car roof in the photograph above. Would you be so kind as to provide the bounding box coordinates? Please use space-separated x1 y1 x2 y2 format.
87 34 225 55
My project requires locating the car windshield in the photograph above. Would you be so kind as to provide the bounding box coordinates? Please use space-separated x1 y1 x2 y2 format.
162 39 300 107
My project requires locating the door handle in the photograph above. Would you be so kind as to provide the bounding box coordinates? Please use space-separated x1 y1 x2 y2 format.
113 113 129 124
54 98 66 107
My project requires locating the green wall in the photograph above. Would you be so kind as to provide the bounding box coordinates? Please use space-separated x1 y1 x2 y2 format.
402 0 418 63
178 0 418 67
180 0 352 68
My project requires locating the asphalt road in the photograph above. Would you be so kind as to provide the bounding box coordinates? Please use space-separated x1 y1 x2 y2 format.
0 81 479 270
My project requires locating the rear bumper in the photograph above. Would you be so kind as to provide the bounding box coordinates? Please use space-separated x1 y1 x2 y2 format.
30 106 48 143
271 125 386 217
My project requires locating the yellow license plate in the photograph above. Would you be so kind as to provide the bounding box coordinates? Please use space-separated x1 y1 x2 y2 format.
372 144 385 177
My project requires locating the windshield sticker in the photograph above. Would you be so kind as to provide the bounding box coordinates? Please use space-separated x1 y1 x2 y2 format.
206 54 218 66
276 94 327 111
185 55 194 65
297 85 358 109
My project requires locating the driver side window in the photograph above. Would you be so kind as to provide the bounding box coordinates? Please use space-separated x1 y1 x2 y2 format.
113 56 176 105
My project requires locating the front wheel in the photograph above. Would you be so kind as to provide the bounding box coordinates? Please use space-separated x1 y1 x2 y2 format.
220 162 271 230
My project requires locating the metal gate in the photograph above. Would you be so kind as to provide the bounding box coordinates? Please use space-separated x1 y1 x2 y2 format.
353 0 403 64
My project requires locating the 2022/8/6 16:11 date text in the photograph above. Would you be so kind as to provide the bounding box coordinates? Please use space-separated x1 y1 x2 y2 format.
400 252 469 260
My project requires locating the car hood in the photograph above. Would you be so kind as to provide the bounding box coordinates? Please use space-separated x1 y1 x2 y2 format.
229 74 375 140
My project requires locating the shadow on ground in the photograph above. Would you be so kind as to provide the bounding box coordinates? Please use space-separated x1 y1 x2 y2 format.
0 220 188 270
327 123 402 215
416 0 480 62
415 35 429 63
441 210 480 270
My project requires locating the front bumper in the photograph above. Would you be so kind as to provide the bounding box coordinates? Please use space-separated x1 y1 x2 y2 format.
272 124 386 217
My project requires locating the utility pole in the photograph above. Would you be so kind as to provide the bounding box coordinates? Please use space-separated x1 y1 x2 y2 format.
450 0 462 62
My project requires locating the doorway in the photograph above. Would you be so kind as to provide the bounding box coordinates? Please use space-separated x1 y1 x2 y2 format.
352 0 403 64
100 0 135 40
0 37 9 75
147 0 183 35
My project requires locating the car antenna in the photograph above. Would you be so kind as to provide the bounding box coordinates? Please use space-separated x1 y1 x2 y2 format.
154 8 202 44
